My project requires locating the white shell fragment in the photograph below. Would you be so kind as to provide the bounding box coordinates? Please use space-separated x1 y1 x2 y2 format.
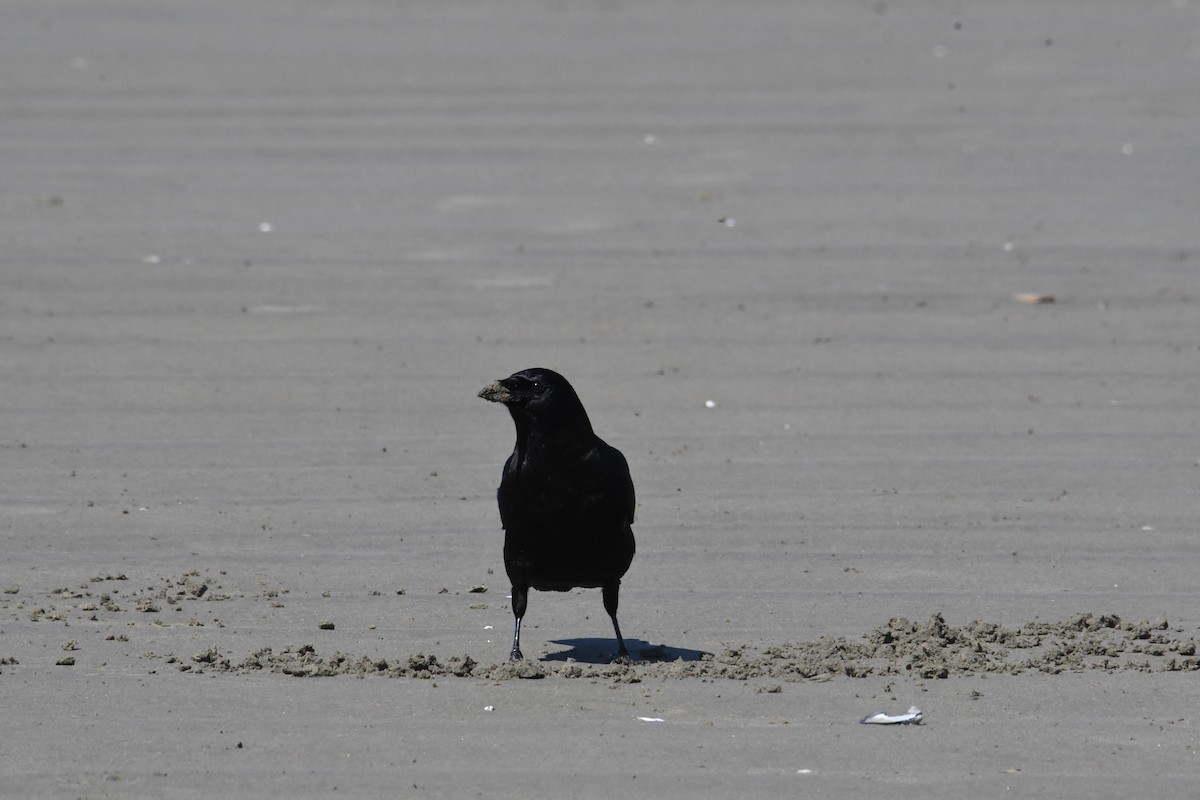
860 706 923 725
637 717 665 723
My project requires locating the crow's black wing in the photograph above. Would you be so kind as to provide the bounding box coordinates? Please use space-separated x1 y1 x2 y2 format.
583 437 635 528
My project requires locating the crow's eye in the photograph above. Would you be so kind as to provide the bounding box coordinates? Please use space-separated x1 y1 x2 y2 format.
531 381 543 391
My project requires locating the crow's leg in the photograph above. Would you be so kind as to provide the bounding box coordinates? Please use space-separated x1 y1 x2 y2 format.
509 583 529 661
601 580 630 660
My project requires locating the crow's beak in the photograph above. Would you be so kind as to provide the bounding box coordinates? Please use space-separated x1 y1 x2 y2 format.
478 380 514 403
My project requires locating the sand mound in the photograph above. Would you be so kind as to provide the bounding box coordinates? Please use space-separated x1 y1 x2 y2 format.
193 612 1199 681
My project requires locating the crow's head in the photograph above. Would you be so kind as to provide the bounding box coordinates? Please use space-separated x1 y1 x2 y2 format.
478 367 593 434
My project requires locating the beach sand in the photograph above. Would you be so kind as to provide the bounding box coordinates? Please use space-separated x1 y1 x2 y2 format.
3 1 1199 796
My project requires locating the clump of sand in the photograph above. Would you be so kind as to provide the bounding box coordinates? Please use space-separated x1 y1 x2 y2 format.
192 612 1199 681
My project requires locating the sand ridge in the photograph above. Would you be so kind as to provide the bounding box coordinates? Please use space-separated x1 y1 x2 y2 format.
179 612 1200 681
5 571 1197 681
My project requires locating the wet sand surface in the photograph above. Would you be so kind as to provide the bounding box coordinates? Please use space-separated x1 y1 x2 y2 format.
3 1 1200 797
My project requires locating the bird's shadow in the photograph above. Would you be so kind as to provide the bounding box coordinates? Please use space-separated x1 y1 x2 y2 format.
543 638 711 665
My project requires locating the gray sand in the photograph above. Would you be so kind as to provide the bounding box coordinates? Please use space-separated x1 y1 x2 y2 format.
3 1 1199 797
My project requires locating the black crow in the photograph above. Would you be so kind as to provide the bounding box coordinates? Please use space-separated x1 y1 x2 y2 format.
478 368 636 662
